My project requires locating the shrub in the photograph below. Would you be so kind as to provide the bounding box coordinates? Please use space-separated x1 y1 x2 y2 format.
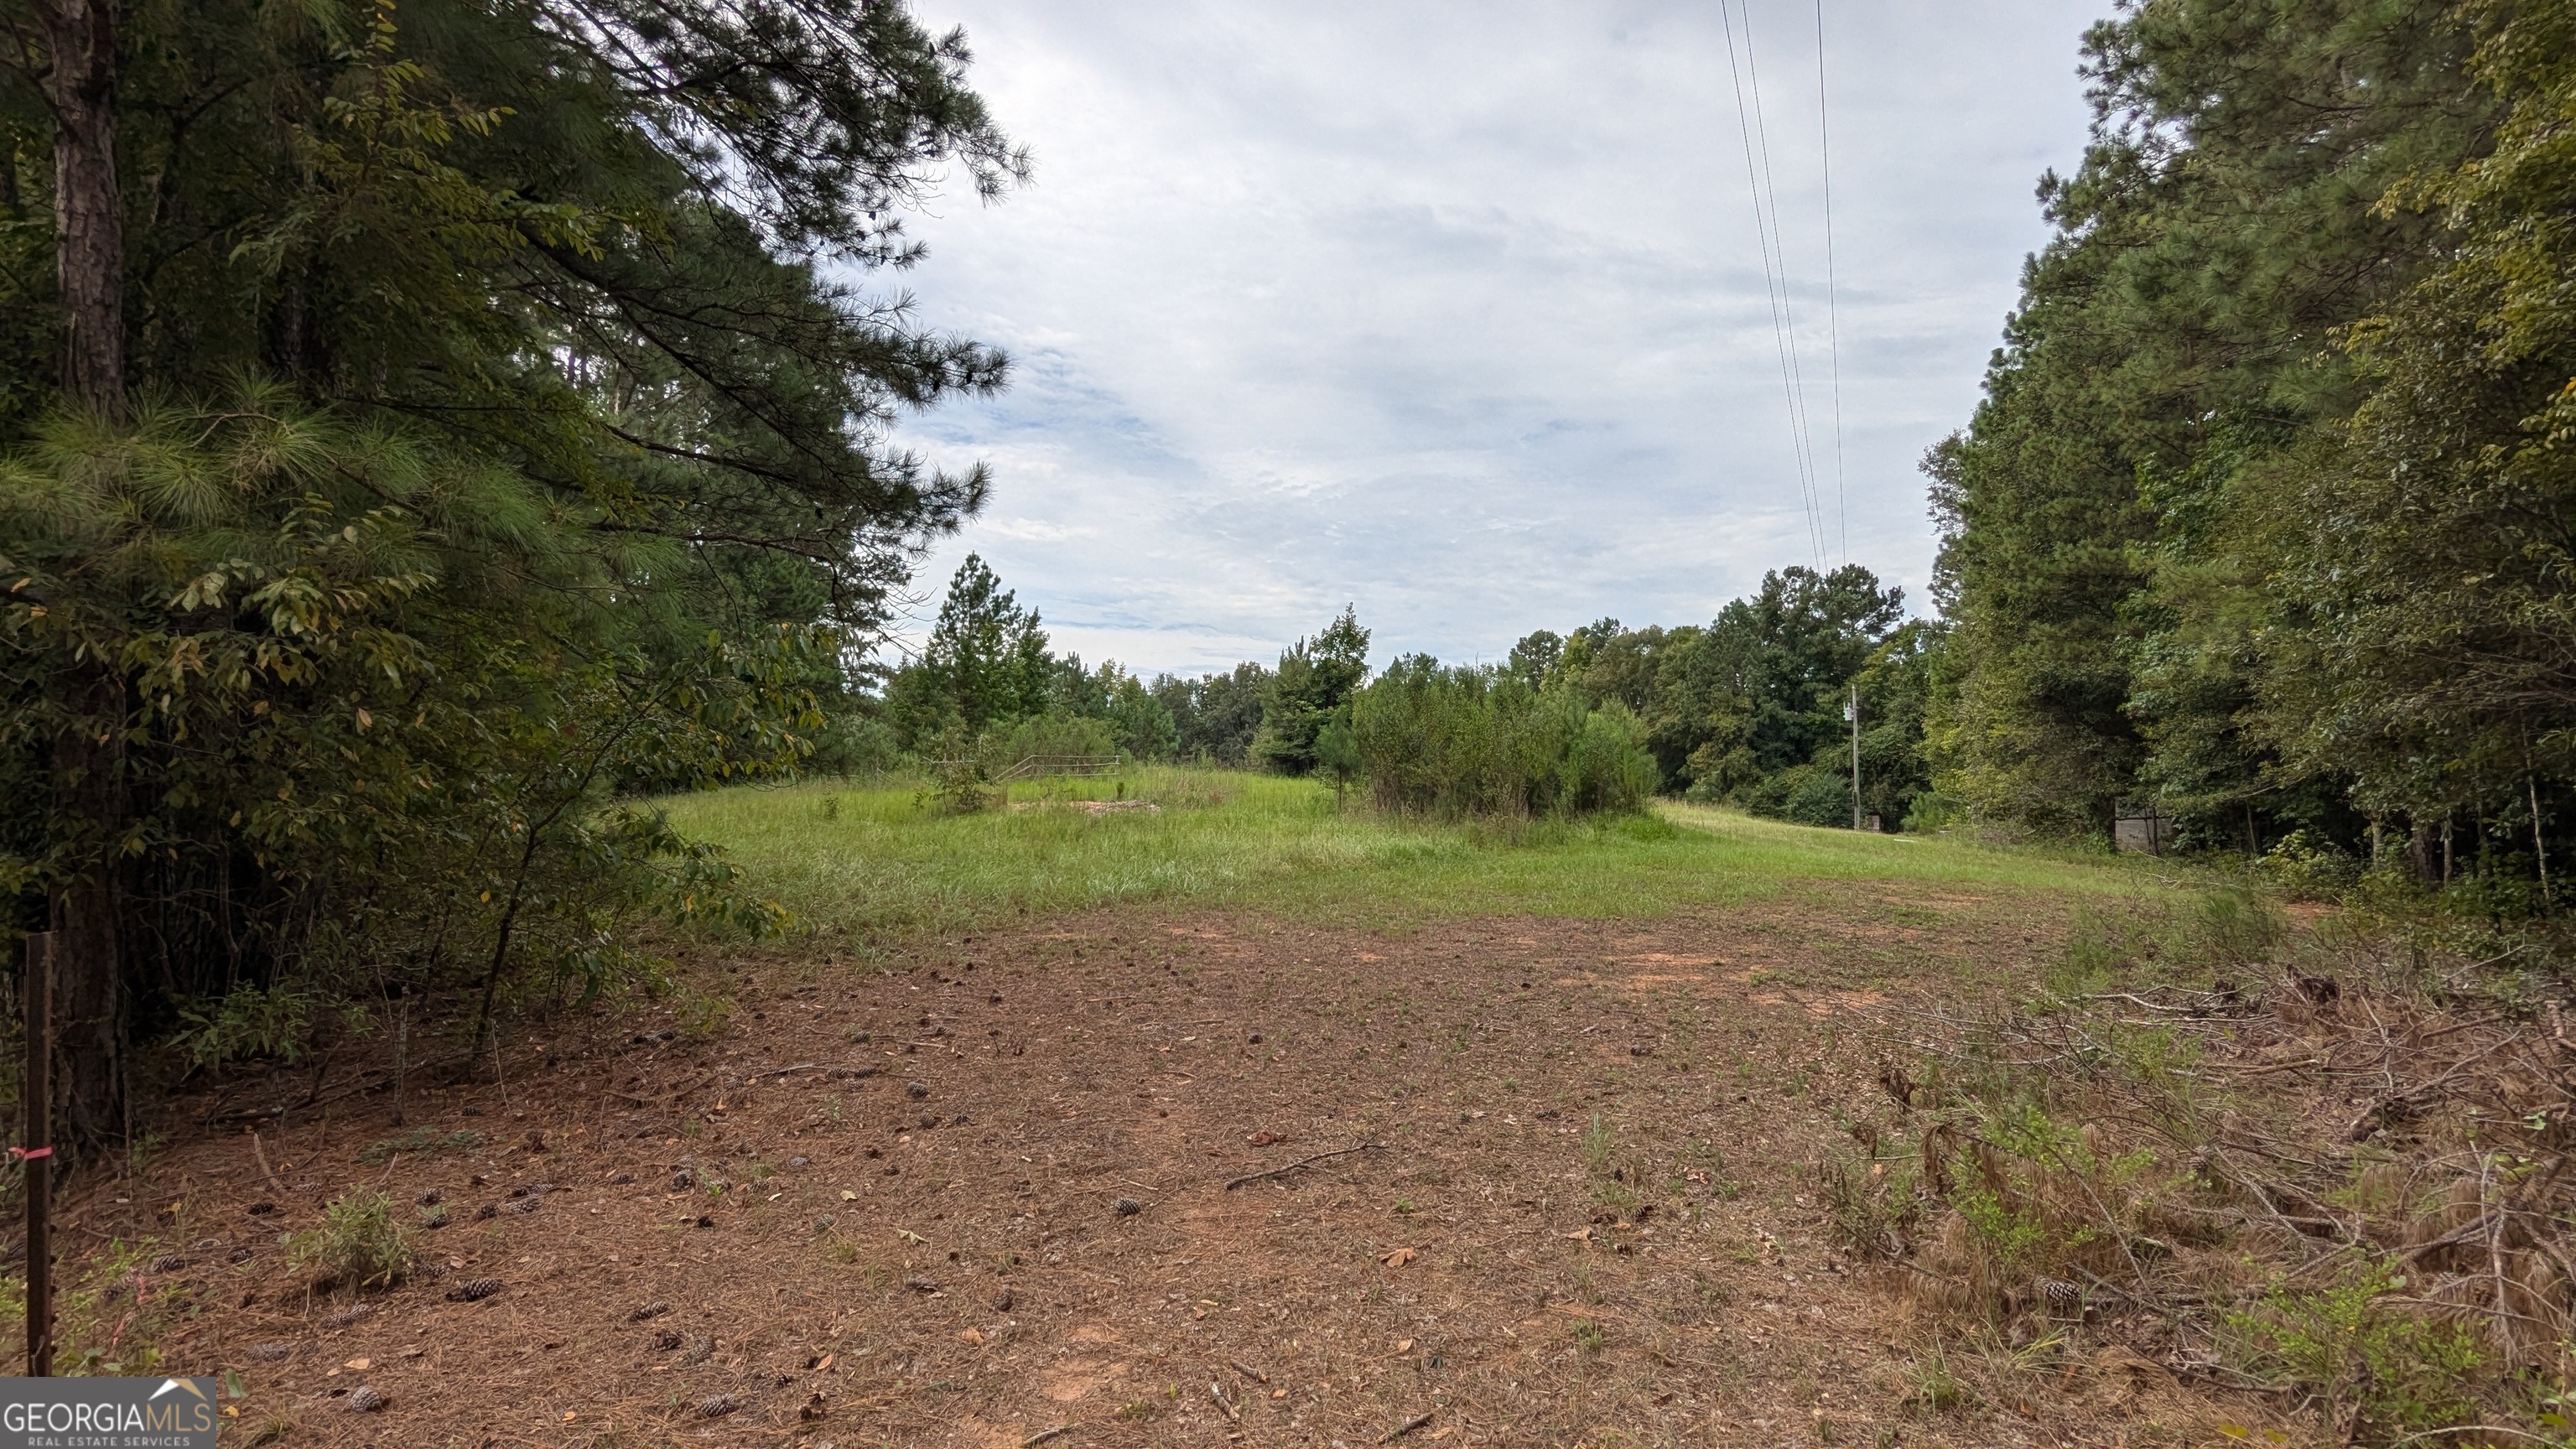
1351 657 1657 818
285 1191 418 1291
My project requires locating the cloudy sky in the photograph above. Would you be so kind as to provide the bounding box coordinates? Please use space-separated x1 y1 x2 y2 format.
875 0 2110 677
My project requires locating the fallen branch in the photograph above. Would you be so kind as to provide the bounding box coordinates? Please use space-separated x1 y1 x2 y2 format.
1223 1142 1386 1191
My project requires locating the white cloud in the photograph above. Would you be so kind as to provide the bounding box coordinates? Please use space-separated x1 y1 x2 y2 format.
874 0 2107 676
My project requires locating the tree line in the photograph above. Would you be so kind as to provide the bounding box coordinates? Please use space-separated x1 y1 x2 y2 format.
871 553 1921 827
1926 0 2575 896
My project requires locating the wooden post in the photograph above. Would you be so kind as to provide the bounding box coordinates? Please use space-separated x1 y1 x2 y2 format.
23 931 53 1376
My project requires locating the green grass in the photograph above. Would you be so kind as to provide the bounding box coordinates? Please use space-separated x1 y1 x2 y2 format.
655 766 2170 943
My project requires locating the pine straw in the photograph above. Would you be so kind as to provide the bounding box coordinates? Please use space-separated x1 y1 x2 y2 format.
1839 932 2576 1440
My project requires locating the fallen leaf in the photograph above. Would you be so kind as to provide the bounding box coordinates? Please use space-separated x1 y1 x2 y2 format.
1247 1130 1280 1146
343 1358 370 1371
839 1190 858 1201
957 1327 985 1346
1394 1338 1415 1353
1379 1247 1418 1268
1561 1227 1592 1241
816 1353 836 1372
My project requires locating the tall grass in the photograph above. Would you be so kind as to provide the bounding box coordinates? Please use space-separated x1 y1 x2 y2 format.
653 766 2170 943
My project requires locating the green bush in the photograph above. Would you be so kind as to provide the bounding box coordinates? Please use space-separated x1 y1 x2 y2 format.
1350 658 1657 818
286 1191 418 1291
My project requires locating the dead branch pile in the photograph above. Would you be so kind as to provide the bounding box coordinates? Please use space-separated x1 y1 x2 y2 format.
1826 915 2576 1442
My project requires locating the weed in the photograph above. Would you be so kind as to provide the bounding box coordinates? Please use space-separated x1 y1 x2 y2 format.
1571 1317 1606 1355
1581 1115 1615 1175
2220 1265 2486 1433
673 988 732 1040
1812 1151 1919 1261
1902 1346 1968 1413
355 1127 484 1165
285 1190 417 1291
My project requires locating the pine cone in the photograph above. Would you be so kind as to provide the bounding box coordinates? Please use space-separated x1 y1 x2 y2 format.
696 1394 741 1418
446 1277 502 1302
630 1301 673 1322
247 1343 293 1362
323 1304 373 1328
345 1385 388 1413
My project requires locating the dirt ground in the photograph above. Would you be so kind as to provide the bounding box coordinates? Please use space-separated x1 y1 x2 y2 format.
52 886 2242 1447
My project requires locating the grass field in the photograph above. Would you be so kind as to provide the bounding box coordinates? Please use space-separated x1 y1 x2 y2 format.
656 766 2174 943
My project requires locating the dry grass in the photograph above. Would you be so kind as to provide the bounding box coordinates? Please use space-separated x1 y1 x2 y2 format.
1834 893 2576 1445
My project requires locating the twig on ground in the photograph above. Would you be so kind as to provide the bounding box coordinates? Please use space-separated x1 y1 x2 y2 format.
1020 1428 1071 1448
251 1131 284 1194
1208 1381 1240 1422
1224 1141 1386 1191
1379 1410 1436 1442
1227 1357 1269 1383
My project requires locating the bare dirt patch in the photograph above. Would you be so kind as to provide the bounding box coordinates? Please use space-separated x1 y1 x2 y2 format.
37 891 2227 1446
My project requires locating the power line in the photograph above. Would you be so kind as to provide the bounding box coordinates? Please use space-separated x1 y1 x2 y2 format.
1743 4 1830 566
1815 0 1849 567
1716 0 1826 569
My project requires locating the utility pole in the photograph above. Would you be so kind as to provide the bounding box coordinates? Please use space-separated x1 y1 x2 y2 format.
1847 683 1862 831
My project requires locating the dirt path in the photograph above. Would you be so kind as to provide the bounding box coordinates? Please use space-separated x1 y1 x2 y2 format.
67 892 2194 1446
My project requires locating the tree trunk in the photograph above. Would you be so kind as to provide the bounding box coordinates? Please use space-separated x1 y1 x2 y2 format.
41 0 130 1148
42 0 125 413
49 666 126 1149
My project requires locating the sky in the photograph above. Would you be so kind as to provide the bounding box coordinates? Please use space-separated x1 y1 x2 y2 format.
872 0 2111 678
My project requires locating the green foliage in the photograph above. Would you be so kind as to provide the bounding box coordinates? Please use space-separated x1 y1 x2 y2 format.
1348 657 1656 818
0 0 1019 1115
355 1128 484 1165
892 554 1056 741
1254 605 1371 775
1152 662 1271 764
285 1190 418 1291
168 982 319 1071
1924 0 2576 899
2220 1265 2487 1432
2 390 798 1062
1521 566 1924 828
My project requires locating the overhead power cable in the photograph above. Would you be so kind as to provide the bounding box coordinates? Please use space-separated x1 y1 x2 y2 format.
1716 0 1826 569
1815 0 1849 566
